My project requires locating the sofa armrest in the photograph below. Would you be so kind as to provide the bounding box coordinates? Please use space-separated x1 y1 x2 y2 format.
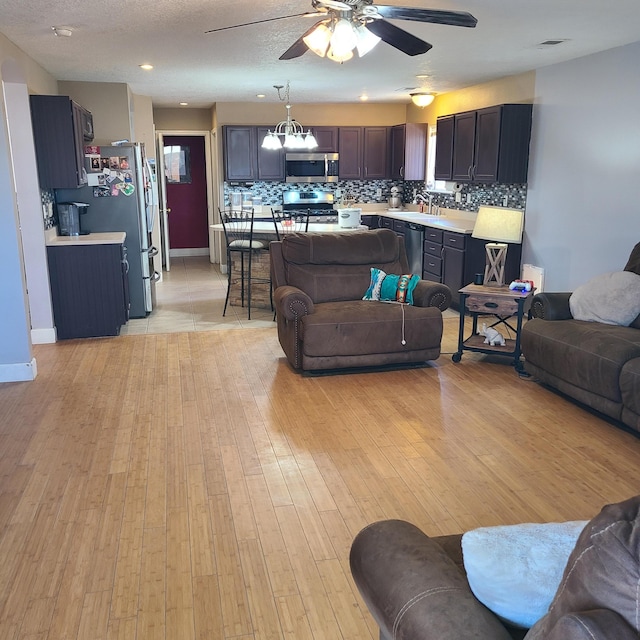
274 285 314 320
530 292 573 320
413 280 452 311
541 609 638 640
350 520 513 640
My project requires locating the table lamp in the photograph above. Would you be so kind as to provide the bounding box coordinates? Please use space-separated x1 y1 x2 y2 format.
472 205 524 286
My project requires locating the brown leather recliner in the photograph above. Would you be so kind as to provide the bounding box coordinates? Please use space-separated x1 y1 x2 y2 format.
269 228 451 373
349 495 640 640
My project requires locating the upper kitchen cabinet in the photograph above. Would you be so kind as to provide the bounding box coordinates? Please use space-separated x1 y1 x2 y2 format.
339 127 388 180
439 104 533 184
311 126 339 153
223 125 285 182
256 127 285 181
338 127 363 179
223 126 257 181
30 95 93 189
390 123 427 181
434 115 454 180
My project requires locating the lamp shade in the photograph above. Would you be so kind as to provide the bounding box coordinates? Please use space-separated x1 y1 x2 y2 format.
410 93 435 108
472 206 524 244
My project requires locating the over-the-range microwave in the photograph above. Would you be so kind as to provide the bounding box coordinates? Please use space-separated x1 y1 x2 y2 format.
285 152 339 183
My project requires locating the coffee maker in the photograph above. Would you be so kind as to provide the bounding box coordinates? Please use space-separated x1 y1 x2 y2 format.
57 202 90 236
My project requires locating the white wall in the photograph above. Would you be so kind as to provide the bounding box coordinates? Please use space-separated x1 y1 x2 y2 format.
524 41 640 291
3 61 55 344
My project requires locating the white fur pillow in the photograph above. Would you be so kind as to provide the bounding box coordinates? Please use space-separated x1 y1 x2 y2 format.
569 271 640 325
462 521 587 628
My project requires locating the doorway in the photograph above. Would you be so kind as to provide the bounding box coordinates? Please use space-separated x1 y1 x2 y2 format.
156 131 217 271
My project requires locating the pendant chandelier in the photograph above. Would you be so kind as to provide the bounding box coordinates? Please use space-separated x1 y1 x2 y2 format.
261 82 318 151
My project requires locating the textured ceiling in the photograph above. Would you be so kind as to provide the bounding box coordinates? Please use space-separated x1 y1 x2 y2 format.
1 0 640 107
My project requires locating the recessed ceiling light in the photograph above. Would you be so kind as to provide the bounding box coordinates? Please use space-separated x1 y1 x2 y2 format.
51 26 73 37
416 74 430 79
139 64 154 71
256 94 266 99
359 94 369 101
179 102 188 106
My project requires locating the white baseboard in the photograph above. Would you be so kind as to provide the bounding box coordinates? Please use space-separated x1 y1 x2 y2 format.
0 357 38 382
31 327 57 344
169 248 209 257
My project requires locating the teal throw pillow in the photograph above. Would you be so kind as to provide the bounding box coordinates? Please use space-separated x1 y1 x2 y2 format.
363 268 420 305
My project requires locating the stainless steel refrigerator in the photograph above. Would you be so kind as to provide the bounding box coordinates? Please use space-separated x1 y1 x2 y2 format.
56 142 159 318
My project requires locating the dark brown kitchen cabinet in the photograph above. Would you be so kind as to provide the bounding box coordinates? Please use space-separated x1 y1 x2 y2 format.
390 123 427 181
338 127 363 179
256 127 285 180
363 126 388 179
223 126 257 181
450 104 533 183
339 127 388 180
223 126 285 181
451 111 477 181
30 95 91 189
311 126 339 152
434 115 454 180
47 242 129 339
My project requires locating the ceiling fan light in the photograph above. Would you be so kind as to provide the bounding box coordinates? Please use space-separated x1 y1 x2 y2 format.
410 92 435 107
327 46 354 63
355 24 381 57
330 18 357 56
303 22 331 57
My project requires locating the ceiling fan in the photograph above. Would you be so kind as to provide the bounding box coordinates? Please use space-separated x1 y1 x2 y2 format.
206 0 477 62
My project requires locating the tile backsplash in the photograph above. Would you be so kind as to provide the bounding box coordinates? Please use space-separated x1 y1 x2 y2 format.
224 180 527 211
40 189 56 230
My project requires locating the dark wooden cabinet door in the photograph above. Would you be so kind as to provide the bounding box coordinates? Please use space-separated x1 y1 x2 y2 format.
452 111 477 182
223 126 257 181
338 127 363 179
473 106 502 182
256 127 284 180
402 123 427 181
363 126 388 179
311 126 339 152
434 115 454 181
390 125 406 180
30 95 87 189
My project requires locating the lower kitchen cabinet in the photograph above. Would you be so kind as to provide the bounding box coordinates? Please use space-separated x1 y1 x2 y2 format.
360 214 380 228
423 229 521 308
47 242 129 340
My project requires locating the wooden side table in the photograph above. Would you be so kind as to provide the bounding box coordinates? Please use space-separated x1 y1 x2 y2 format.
452 283 535 370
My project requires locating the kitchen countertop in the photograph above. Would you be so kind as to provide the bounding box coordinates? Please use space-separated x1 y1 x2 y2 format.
45 231 126 246
348 205 477 234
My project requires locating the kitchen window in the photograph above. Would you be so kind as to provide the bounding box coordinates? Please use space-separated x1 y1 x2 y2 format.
426 124 447 191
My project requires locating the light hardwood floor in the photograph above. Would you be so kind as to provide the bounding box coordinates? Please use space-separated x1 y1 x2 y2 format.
1 261 639 639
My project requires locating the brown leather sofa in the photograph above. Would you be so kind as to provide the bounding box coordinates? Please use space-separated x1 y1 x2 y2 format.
350 495 640 640
270 228 451 373
521 242 640 434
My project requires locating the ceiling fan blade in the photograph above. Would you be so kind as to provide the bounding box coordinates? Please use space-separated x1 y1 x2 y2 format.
205 12 321 34
375 6 477 28
365 20 432 56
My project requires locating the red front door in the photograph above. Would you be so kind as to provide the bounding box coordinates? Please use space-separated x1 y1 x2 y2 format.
164 135 208 250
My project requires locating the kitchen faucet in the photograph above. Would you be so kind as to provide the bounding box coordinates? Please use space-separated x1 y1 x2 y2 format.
414 192 433 214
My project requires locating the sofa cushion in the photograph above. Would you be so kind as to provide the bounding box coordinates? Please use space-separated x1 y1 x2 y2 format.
521 318 640 402
569 271 640 326
461 521 586 629
525 495 640 640
281 228 400 265
300 300 443 357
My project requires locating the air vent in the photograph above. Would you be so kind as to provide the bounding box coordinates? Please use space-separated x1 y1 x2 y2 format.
538 39 568 46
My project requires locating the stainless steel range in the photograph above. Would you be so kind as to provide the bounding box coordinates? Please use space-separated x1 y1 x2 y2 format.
282 190 338 223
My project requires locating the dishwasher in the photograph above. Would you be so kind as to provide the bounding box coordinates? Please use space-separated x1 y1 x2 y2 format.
392 220 424 275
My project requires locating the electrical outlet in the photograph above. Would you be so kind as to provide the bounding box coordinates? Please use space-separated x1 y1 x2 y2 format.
503 195 509 207
455 192 462 203
466 193 472 204
376 188 382 198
